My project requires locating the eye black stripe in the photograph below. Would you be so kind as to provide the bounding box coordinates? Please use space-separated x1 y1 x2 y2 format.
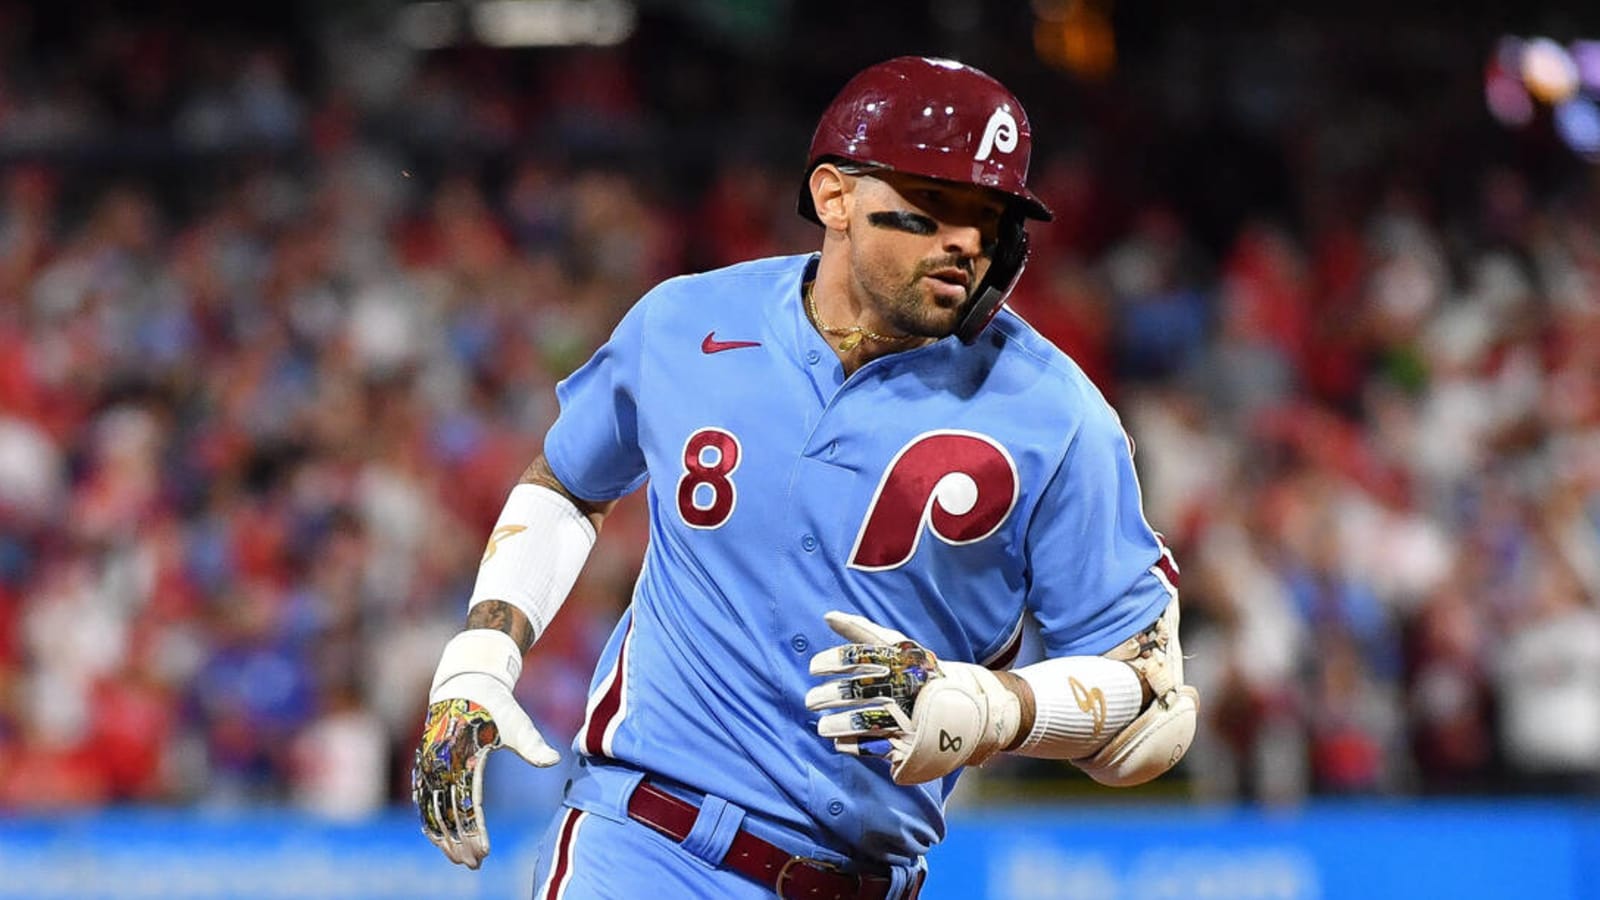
868 211 938 235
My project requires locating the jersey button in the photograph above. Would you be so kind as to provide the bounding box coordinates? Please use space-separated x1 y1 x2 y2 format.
827 800 845 816
806 350 821 365
791 634 809 653
801 534 817 552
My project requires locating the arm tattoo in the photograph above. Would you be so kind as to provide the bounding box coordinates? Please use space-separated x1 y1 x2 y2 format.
466 599 535 653
519 455 615 525
518 455 570 493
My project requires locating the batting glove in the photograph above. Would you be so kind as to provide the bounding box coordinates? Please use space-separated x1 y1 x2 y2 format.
412 629 559 869
806 611 1022 785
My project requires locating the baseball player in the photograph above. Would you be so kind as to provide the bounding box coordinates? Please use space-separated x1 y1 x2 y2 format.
412 56 1198 899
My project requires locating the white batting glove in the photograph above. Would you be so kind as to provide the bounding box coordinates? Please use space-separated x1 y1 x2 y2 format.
412 630 559 869
805 611 1022 785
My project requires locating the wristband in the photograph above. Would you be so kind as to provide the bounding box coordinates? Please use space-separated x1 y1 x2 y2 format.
468 484 597 641
1012 655 1145 760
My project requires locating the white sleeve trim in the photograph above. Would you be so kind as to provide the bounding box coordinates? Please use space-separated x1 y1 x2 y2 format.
467 483 597 642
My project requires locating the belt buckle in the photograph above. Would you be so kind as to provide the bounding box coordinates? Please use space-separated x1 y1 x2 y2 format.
775 855 848 899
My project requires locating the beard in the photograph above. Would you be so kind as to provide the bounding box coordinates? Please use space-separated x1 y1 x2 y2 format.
877 256 977 338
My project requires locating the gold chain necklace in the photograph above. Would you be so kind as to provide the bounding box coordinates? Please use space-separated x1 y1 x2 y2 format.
803 281 913 352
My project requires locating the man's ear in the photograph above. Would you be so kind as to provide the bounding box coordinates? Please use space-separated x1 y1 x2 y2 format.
808 164 853 231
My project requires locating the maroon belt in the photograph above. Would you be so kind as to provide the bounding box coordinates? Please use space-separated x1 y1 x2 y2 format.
625 779 917 900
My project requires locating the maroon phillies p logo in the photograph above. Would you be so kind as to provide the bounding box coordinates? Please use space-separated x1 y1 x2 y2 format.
848 431 1019 570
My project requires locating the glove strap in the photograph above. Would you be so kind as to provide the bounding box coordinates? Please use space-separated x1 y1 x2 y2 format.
430 629 523 700
965 665 1023 766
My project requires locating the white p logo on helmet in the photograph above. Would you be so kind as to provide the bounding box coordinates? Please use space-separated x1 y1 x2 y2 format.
974 107 1018 162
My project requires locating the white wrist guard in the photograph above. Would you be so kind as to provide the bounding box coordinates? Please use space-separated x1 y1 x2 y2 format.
468 484 596 641
1071 597 1198 787
1012 655 1145 760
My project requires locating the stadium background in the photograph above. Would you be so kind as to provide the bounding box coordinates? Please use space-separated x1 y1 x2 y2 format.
4 0 1600 896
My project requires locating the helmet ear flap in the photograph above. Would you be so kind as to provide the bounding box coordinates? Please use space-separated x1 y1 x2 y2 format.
955 213 1029 344
797 164 823 225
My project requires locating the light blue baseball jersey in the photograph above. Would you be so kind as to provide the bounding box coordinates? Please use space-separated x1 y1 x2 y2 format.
542 252 1176 866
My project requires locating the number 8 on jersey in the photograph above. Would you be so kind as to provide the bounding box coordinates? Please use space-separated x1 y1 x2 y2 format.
677 427 741 529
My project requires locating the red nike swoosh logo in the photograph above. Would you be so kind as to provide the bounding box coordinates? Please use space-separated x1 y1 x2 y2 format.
701 332 762 354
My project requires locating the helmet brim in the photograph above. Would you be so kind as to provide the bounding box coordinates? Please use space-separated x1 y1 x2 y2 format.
796 160 1053 226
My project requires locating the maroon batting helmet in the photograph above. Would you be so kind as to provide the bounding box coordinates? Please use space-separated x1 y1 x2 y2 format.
798 56 1053 225
798 57 1052 343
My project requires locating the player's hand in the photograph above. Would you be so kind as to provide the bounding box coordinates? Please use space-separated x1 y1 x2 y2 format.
412 630 559 869
805 611 1022 785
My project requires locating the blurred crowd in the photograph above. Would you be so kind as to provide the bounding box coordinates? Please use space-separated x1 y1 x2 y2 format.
3 10 1600 819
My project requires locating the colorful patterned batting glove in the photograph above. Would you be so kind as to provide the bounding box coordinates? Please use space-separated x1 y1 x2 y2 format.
412 630 558 869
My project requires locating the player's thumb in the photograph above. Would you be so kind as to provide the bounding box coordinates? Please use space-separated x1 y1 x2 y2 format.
493 703 561 768
824 610 910 645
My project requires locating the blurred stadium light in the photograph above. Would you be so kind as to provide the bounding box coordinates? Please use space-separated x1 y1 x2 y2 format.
1556 94 1600 160
1032 0 1117 80
395 0 637 49
1486 37 1537 126
1490 32 1600 161
1521 36 1580 103
1576 40 1600 92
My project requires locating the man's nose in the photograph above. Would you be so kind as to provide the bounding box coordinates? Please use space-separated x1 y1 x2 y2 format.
941 222 983 258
